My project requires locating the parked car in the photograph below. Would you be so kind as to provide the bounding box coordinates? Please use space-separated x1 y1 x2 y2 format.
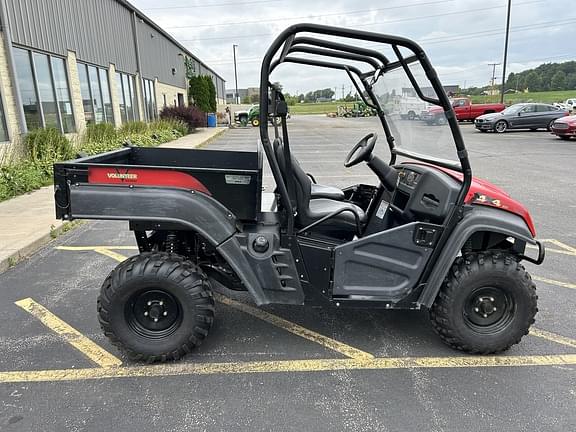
565 98 576 111
551 115 576 140
475 103 569 133
422 97 505 125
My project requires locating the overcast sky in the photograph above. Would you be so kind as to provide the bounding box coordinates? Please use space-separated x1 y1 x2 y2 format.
131 0 574 95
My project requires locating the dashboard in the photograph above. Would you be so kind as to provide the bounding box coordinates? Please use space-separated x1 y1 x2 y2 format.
390 164 461 224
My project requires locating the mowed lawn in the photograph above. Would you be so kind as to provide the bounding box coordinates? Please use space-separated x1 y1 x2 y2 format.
471 90 576 105
290 102 340 115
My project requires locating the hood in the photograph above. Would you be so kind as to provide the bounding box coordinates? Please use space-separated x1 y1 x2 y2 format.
405 162 537 236
476 112 502 121
555 115 576 125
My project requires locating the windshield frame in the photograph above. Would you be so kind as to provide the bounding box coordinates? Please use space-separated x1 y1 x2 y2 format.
259 23 472 236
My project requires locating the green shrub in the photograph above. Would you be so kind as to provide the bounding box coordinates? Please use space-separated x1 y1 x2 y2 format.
84 123 118 143
149 119 188 136
119 121 148 135
0 162 50 202
24 128 74 163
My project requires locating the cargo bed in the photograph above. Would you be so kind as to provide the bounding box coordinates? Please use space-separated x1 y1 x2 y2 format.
54 146 263 222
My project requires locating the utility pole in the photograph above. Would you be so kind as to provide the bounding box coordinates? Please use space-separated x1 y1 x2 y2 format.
500 0 512 103
233 44 239 104
488 63 500 96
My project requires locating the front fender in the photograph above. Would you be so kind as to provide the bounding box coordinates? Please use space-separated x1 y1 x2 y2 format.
417 206 542 308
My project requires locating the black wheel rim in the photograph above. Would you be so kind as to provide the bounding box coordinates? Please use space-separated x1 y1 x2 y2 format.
463 286 516 334
125 289 182 339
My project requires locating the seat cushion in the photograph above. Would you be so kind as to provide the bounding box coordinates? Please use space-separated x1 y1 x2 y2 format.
311 183 345 200
306 198 365 232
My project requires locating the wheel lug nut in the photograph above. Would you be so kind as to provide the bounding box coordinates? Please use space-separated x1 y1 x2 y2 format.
490 297 494 302
163 311 168 316
474 307 479 312
144 311 148 316
159 301 163 306
147 301 152 306
154 318 158 322
493 307 497 311
483 313 488 318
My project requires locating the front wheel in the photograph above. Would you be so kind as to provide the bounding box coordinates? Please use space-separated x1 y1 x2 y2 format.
98 253 215 362
430 253 537 354
558 135 571 140
494 120 508 133
251 118 260 127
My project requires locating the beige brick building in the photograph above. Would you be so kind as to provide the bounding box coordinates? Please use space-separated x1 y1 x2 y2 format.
0 0 226 160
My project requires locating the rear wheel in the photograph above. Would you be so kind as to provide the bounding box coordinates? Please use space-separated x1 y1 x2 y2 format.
430 253 537 354
98 253 215 362
435 116 447 126
494 120 508 133
407 111 416 120
547 120 555 131
251 118 260 127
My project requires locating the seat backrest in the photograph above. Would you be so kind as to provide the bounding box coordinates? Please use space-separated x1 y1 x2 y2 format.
273 138 312 222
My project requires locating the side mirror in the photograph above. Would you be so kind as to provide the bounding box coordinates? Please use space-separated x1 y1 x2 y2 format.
517 112 522 116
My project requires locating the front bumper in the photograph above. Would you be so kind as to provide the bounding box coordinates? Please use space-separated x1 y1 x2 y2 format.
551 127 576 136
475 121 494 130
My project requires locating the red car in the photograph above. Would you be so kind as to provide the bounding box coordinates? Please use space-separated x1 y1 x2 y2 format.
551 115 576 140
423 97 505 125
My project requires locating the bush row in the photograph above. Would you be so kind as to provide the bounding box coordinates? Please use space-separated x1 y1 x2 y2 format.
0 119 187 202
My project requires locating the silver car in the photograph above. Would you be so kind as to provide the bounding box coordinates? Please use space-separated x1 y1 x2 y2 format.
475 103 569 133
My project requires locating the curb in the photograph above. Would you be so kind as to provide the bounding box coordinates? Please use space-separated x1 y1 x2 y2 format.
0 222 66 274
0 129 227 274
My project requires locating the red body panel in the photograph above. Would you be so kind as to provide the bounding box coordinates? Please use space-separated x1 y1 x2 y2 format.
408 163 536 237
88 167 211 195
551 115 576 137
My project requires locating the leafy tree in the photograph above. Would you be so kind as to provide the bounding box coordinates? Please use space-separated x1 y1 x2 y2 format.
566 73 576 90
524 71 542 92
551 71 567 90
188 75 217 112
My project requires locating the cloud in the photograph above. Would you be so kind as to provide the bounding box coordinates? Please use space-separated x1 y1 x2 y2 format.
132 0 575 93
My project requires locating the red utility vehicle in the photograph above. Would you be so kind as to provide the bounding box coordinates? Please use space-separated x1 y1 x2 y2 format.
423 97 505 125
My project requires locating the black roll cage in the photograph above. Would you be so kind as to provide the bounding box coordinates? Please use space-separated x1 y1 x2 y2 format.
259 24 472 241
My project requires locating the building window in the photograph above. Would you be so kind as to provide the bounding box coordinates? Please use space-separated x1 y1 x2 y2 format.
77 62 113 125
13 48 75 133
142 78 157 121
115 72 137 124
0 94 8 141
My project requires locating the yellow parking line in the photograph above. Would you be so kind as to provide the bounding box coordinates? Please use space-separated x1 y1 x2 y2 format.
530 328 576 349
215 293 374 361
542 239 576 255
77 248 373 360
15 298 122 368
533 275 576 290
0 354 574 384
56 246 138 251
94 248 130 263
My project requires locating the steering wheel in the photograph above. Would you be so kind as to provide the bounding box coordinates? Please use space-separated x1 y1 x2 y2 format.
344 133 377 168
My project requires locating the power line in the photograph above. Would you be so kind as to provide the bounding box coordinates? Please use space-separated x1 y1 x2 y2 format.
165 0 457 29
200 18 576 64
142 0 283 10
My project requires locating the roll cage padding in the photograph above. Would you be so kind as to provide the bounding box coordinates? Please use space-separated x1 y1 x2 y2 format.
69 184 237 244
417 206 539 308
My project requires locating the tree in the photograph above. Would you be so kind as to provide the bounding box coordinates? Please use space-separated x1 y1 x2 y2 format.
551 71 567 90
523 71 542 92
188 75 217 112
566 73 576 90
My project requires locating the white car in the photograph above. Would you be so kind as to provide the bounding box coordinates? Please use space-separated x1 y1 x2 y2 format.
565 98 576 112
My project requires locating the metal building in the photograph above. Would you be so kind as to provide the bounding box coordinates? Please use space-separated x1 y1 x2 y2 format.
0 0 226 154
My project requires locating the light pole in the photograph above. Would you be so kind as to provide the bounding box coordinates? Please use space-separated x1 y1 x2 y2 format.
233 44 239 104
500 0 512 103
488 62 500 97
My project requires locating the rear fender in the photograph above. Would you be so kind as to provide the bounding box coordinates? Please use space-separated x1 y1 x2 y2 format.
68 184 304 306
418 206 543 308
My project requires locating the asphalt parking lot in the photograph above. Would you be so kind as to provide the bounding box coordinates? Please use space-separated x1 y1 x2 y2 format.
0 116 575 431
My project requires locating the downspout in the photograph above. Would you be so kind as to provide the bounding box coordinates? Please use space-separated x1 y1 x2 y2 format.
0 1 27 134
131 11 144 121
